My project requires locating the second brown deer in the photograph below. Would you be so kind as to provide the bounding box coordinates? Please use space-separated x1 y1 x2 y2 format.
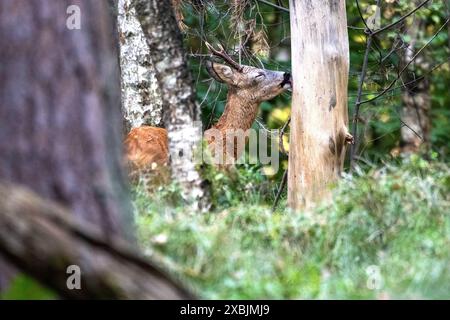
125 44 292 171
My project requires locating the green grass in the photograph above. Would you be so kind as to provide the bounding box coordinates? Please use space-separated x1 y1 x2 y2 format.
134 155 450 299
1 275 56 300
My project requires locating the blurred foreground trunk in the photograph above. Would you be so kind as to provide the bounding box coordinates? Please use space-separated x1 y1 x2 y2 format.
0 183 193 299
0 0 132 242
0 0 189 297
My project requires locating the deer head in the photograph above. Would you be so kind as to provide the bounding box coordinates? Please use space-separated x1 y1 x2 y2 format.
203 43 292 165
205 43 292 104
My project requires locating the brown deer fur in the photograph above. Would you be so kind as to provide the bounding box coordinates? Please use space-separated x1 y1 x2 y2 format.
125 59 292 170
125 126 168 168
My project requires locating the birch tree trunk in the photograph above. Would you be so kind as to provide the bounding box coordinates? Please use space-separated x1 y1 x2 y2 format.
288 0 351 210
134 0 208 210
399 13 430 154
118 0 163 131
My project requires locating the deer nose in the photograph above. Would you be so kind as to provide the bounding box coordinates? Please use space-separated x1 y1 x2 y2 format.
281 72 292 87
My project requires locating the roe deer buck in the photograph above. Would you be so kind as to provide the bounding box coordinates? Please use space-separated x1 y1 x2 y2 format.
125 43 292 170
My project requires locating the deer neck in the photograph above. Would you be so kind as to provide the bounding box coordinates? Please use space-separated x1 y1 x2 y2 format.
213 89 259 132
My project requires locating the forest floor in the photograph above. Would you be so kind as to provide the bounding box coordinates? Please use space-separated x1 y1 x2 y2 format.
2 155 449 299
135 155 450 299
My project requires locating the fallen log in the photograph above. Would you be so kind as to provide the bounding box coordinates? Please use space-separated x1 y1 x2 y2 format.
0 182 194 299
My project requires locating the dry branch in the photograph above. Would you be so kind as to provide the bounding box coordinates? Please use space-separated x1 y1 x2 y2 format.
288 0 351 208
0 183 194 300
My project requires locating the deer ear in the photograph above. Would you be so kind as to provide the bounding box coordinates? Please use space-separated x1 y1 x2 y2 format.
206 61 233 83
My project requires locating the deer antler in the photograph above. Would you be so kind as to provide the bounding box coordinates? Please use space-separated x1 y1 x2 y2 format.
205 42 243 72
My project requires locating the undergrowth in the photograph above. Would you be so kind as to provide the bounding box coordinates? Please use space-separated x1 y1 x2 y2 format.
134 155 450 299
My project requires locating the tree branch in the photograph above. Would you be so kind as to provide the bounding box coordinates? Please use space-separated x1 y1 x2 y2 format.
279 116 290 156
256 0 289 13
372 0 431 36
349 0 381 170
272 169 288 212
359 18 450 106
255 0 365 30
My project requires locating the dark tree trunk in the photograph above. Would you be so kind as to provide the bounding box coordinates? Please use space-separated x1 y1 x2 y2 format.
0 183 193 299
134 0 209 210
0 0 132 289
399 15 431 154
400 78 430 154
0 0 132 237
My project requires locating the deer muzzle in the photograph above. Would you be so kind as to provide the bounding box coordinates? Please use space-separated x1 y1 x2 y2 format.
280 72 292 89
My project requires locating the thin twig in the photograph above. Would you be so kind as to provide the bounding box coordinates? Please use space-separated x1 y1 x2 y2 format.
256 0 289 13
353 155 376 167
352 57 450 99
372 0 431 36
400 117 423 141
359 18 450 106
279 116 290 155
356 0 373 33
255 0 366 30
272 169 288 212
350 0 380 170
271 115 291 211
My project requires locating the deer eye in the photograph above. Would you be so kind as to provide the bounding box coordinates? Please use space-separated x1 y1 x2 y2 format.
255 73 265 81
221 66 233 78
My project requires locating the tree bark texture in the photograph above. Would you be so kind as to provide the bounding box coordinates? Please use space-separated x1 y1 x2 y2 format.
134 0 208 210
118 0 163 131
0 0 133 238
0 183 194 299
288 0 351 210
0 0 133 287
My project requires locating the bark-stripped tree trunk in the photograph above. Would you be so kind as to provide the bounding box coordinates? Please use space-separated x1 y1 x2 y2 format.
399 14 431 154
118 0 163 131
288 0 351 210
134 0 208 210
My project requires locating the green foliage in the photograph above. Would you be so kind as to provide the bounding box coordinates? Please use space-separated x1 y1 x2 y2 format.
1 275 56 300
182 0 450 170
134 157 450 299
201 163 275 208
346 0 450 161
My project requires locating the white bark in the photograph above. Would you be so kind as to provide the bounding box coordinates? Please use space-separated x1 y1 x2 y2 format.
118 0 163 129
134 0 209 210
